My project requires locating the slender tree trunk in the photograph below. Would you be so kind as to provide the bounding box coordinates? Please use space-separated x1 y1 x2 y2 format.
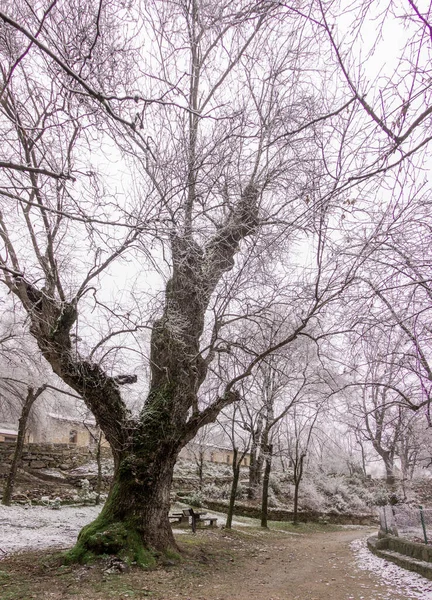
381 452 396 485
226 448 240 529
260 444 273 528
95 431 103 505
248 447 257 500
384 464 395 485
197 449 204 490
293 480 300 524
248 415 263 499
2 385 46 506
293 453 305 525
248 456 262 500
359 441 367 477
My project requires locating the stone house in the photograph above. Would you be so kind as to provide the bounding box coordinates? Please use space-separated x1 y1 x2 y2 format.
0 424 18 443
29 412 107 448
0 408 106 449
180 441 250 467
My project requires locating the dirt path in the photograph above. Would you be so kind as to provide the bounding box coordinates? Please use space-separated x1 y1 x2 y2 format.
194 529 405 600
168 527 409 600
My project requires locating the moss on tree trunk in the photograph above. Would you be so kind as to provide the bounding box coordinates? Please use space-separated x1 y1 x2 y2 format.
67 439 179 565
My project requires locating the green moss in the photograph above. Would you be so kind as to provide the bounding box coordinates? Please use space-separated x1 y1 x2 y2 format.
164 548 181 562
64 506 158 568
127 542 157 568
86 522 128 554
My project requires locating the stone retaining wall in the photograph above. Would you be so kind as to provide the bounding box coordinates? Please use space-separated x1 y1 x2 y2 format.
202 499 377 525
0 442 112 474
368 534 432 580
375 533 432 562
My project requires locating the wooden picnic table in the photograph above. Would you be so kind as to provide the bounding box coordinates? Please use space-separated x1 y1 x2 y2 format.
169 508 218 530
184 508 217 531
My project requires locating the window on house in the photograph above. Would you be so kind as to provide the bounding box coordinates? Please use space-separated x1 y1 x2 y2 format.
210 452 214 462
69 430 78 444
243 457 248 466
226 454 230 464
4 436 16 443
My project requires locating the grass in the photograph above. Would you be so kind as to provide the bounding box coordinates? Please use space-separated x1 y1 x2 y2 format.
268 520 344 534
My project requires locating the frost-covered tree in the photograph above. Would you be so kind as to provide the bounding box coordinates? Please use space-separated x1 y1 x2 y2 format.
0 0 430 560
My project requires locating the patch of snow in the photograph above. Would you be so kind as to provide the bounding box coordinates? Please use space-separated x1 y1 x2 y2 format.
0 504 232 557
68 460 114 476
351 537 432 599
0 504 102 557
39 469 66 479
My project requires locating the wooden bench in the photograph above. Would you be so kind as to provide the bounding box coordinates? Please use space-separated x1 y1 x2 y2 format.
168 514 182 524
169 512 189 524
199 517 218 527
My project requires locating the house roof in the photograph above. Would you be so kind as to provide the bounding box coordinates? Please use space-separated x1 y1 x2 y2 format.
0 427 18 436
47 412 96 426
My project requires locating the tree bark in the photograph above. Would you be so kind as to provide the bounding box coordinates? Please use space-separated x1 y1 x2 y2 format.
95 431 103 506
2 385 46 506
226 447 240 529
248 414 264 500
260 443 273 528
196 449 205 491
70 438 180 561
374 446 396 485
293 453 305 525
384 457 396 486
248 414 263 499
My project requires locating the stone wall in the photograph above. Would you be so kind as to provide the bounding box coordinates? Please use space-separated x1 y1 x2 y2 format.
202 499 377 525
0 442 112 475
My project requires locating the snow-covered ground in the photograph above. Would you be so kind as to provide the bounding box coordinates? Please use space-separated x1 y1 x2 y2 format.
0 504 103 556
351 537 432 600
0 504 226 557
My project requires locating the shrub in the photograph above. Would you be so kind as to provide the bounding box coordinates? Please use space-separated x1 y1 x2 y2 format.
182 491 203 508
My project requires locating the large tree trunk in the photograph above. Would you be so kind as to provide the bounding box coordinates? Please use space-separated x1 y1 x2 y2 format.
70 439 180 562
